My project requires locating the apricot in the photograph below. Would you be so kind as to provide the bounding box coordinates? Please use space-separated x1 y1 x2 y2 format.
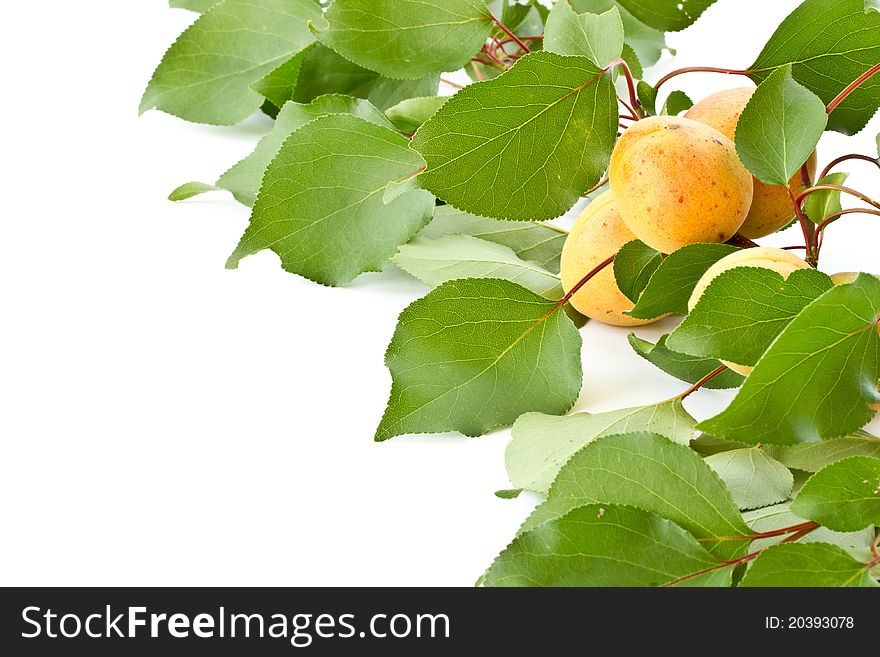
688 247 810 376
685 88 817 239
560 192 663 327
609 116 753 253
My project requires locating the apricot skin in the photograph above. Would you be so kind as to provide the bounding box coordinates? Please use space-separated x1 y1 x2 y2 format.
560 192 663 327
609 116 753 254
686 88 817 239
688 247 810 376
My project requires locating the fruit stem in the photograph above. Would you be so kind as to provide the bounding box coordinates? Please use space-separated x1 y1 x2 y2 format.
826 61 880 115
490 15 530 55
819 153 880 181
653 66 750 92
726 233 760 249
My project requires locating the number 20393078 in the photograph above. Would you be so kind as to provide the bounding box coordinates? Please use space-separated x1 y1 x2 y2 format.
765 617 854 630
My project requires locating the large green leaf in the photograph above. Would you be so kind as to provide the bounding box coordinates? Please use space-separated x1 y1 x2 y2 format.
227 114 434 286
544 3 624 67
749 0 880 135
506 401 697 494
614 0 717 32
141 0 321 125
418 206 567 272
169 0 220 12
524 433 751 560
213 95 392 207
375 279 582 441
313 0 493 79
483 504 729 587
627 244 739 320
413 52 618 221
392 235 562 298
765 431 880 472
740 543 878 587
791 456 880 531
628 334 745 389
699 275 880 444
613 240 662 304
571 1 670 67
735 65 827 187
666 268 833 367
704 448 793 511
385 97 449 134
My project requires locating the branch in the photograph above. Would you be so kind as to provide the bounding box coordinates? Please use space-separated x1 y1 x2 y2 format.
653 66 750 92
826 61 880 114
490 15 530 55
819 153 880 181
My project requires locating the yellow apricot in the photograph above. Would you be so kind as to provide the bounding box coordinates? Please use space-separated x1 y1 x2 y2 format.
609 116 753 253
688 247 811 376
560 192 663 327
685 88 817 238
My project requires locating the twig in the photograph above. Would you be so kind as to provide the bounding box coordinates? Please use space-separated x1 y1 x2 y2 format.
819 153 880 181
827 62 880 114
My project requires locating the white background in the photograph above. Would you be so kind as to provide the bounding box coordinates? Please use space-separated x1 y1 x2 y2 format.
1 1 878 586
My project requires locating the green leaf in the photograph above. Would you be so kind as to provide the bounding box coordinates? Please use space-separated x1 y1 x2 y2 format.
413 51 618 221
313 0 493 80
627 244 739 320
699 275 880 444
628 334 745 389
613 240 662 303
735 65 827 186
484 504 730 587
666 268 833 367
418 206 567 273
375 279 582 441
749 0 880 135
704 448 793 511
250 47 310 110
168 181 219 202
494 488 523 499
614 0 717 32
741 543 877 587
791 456 880 531
217 95 392 207
620 44 643 81
744 503 876 560
227 114 434 286
169 0 220 12
765 431 880 472
393 235 562 299
804 173 849 224
661 90 693 116
506 401 697 494
637 80 658 116
385 97 449 134
544 3 624 68
141 0 322 125
524 432 751 560
571 1 670 67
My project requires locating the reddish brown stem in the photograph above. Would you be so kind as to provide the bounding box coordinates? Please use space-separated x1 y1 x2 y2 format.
557 255 614 309
819 153 880 181
726 233 760 249
582 175 609 197
491 16 530 55
796 184 880 212
700 521 820 544
654 66 750 91
609 58 641 115
827 62 880 114
671 365 727 402
788 188 817 266
817 208 880 235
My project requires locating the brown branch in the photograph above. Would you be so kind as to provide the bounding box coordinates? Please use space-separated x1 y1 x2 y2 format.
827 62 880 114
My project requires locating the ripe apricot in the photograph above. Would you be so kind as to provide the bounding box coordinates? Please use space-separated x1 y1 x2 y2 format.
686 88 817 239
560 192 663 327
609 116 753 253
688 247 810 376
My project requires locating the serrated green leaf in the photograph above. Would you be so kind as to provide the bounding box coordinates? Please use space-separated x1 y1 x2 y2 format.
627 243 739 319
614 0 716 32
791 457 880 531
484 504 730 587
506 401 697 494
741 543 877 587
524 433 751 560
662 90 693 116
749 0 880 135
699 275 880 444
637 79 658 115
217 95 392 207
804 173 849 224
628 334 745 389
613 240 662 303
250 46 311 110
571 1 670 67
544 3 624 68
169 0 220 12
168 181 219 202
413 51 618 221
141 0 322 125
313 0 493 80
393 235 562 298
620 43 643 81
666 268 833 367
744 503 876 560
385 97 449 134
376 279 582 441
735 65 827 186
765 431 880 472
704 448 793 511
418 206 567 272
227 114 433 285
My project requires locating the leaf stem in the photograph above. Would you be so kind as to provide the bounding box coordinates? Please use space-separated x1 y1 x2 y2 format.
699 521 820 544
826 61 880 114
556 255 615 309
796 184 880 212
490 15 530 55
816 208 880 253
440 77 464 90
819 153 880 181
671 365 728 402
582 174 609 197
609 58 642 116
788 188 818 267
653 66 750 92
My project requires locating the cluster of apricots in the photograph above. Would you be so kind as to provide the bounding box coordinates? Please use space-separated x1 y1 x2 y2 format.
561 87 819 369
